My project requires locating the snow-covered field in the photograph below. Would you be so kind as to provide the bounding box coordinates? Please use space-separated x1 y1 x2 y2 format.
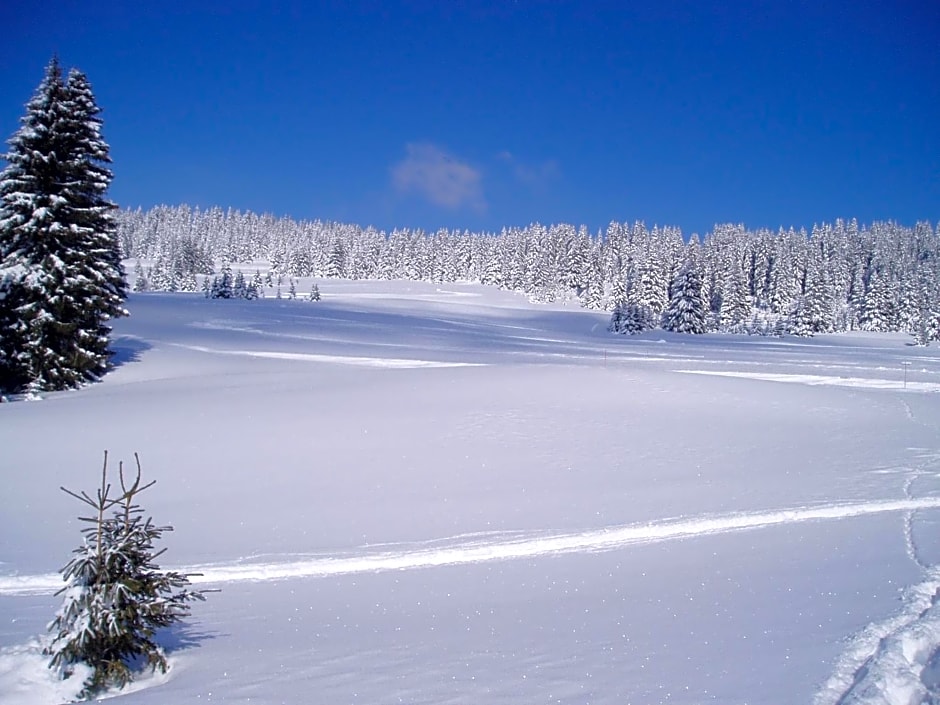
2 279 940 704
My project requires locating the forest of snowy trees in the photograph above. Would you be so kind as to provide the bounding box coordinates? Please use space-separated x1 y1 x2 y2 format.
118 206 940 342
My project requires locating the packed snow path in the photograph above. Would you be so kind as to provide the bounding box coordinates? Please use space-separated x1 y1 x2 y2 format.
3 496 939 597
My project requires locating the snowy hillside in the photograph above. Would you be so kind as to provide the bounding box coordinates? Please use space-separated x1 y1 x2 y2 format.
2 279 940 704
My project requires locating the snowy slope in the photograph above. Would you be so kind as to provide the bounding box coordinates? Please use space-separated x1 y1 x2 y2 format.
2 279 940 704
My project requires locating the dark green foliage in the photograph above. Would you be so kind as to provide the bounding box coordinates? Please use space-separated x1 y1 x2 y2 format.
45 453 206 699
0 59 127 394
609 301 654 334
207 263 234 298
232 269 248 298
206 263 262 299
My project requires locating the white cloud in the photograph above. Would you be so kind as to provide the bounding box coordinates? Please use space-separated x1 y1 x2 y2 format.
392 143 485 210
497 151 560 189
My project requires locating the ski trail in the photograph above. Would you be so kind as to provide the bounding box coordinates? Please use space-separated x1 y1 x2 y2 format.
174 344 484 368
676 369 940 392
814 567 940 705
3 497 940 597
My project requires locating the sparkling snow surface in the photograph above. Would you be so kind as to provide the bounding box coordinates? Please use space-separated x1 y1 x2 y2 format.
2 279 940 704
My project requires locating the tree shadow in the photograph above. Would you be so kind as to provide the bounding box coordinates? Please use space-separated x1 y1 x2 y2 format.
0 336 153 402
109 336 152 369
156 621 225 655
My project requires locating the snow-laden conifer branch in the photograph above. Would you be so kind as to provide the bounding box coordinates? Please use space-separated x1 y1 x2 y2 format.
44 451 208 700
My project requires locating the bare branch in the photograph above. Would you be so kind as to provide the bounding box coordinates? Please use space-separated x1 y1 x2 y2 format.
60 486 97 508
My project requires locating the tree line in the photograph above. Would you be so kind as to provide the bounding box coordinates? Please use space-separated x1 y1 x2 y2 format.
119 207 940 342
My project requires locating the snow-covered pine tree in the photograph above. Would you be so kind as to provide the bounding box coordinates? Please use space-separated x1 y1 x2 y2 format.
249 269 264 299
46 452 206 699
718 262 752 332
787 256 833 336
912 263 940 345
661 258 706 334
308 282 321 301
0 59 127 394
859 266 896 331
147 257 174 292
62 68 127 306
580 257 604 309
177 270 198 292
609 301 655 334
209 263 234 299
132 261 150 292
232 269 248 299
768 233 801 314
608 270 628 313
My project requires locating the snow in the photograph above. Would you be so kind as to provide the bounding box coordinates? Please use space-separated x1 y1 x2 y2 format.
172 344 485 368
4 497 940 599
0 641 94 705
677 369 940 392
2 278 940 704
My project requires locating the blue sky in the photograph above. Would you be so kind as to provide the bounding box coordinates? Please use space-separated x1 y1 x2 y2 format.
1 1 937 236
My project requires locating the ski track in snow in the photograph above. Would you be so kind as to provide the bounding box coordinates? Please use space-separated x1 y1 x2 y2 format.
676 369 940 392
3 497 940 598
175 344 485 368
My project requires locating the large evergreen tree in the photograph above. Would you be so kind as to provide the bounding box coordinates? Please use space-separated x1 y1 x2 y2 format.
787 255 833 337
0 59 127 394
661 258 706 334
718 261 752 332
